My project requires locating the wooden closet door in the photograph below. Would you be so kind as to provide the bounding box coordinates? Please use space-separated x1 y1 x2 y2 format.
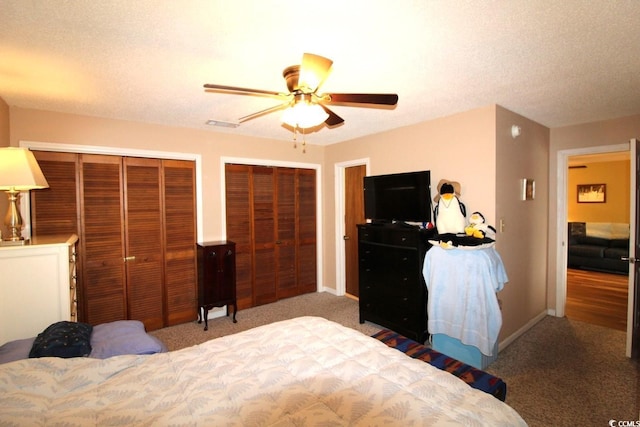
31 152 198 328
225 164 317 309
225 164 253 309
162 159 198 325
297 169 317 295
30 151 85 319
276 168 298 299
30 151 80 237
252 166 277 306
123 157 164 330
80 154 127 325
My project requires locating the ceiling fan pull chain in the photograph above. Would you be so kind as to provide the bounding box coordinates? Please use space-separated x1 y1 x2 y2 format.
302 129 307 153
292 127 298 149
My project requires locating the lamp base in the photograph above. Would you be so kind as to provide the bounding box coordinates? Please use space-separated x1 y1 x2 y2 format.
4 188 25 243
0 239 28 246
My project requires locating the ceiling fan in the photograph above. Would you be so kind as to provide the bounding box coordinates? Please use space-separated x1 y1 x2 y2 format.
203 53 398 130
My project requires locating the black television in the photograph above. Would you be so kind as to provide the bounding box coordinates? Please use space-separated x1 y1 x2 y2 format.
363 170 431 224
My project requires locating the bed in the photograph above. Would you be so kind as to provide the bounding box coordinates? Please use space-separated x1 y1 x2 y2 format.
0 316 526 426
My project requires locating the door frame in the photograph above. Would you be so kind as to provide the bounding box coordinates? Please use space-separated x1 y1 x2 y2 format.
334 158 370 296
556 141 634 357
220 156 323 293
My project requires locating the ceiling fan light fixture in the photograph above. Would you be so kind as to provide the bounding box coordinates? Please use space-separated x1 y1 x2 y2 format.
281 101 328 129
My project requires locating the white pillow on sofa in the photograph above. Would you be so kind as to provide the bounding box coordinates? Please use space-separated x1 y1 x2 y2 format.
586 222 629 240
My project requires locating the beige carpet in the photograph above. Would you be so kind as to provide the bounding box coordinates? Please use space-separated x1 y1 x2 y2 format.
151 292 380 351
151 292 639 427
486 315 639 426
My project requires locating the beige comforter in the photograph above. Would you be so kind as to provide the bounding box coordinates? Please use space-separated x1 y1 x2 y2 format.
0 316 526 426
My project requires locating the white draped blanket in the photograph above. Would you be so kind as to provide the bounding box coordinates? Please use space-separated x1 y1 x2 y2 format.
423 246 508 356
0 316 525 426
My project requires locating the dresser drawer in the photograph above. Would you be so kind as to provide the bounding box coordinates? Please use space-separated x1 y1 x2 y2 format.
358 226 420 247
360 296 423 325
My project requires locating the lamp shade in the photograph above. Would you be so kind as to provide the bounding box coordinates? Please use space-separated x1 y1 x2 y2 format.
0 147 49 190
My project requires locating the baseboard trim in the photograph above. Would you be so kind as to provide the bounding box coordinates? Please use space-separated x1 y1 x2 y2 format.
321 287 339 296
498 310 548 352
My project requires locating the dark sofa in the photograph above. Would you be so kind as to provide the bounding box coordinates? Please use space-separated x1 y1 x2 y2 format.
567 222 629 275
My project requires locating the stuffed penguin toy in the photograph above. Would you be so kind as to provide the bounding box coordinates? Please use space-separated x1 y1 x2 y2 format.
433 179 466 236
464 211 496 241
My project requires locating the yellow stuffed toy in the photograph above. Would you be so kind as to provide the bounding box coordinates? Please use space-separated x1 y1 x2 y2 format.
464 211 496 240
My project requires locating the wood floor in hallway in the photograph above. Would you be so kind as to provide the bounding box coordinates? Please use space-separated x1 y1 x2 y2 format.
565 268 628 331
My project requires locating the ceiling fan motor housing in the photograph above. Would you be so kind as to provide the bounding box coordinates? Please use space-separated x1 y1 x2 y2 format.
283 65 300 92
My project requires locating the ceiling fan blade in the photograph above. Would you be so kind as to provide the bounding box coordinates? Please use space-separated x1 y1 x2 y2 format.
298 53 333 92
238 102 289 123
324 93 398 106
319 104 344 127
204 83 286 98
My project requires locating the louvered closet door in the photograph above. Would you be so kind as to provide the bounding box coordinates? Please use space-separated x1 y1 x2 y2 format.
123 157 164 330
225 164 253 309
30 151 85 319
163 159 198 325
30 151 80 237
31 152 198 328
225 164 317 309
80 154 127 325
276 168 298 299
297 169 317 294
252 166 278 306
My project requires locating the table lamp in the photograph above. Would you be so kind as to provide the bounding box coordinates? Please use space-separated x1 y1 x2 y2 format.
0 147 49 244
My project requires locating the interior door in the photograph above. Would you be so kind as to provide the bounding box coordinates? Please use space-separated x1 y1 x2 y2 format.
344 165 366 297
631 138 640 358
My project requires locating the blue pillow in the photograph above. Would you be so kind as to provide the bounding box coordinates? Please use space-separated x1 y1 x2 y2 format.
29 321 93 358
0 337 36 364
89 320 167 359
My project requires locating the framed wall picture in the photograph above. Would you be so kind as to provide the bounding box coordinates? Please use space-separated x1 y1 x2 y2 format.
520 178 535 201
577 183 606 203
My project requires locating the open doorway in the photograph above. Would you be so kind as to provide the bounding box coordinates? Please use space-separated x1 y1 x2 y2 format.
557 142 637 358
565 152 630 331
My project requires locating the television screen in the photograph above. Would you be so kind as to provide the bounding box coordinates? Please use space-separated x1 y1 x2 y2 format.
363 170 431 223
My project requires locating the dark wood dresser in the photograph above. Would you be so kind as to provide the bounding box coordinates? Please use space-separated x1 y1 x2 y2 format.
357 224 432 343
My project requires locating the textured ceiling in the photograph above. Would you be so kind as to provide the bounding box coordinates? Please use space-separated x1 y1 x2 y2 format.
1 1 640 146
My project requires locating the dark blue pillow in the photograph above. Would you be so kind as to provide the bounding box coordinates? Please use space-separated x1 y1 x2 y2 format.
29 321 93 358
